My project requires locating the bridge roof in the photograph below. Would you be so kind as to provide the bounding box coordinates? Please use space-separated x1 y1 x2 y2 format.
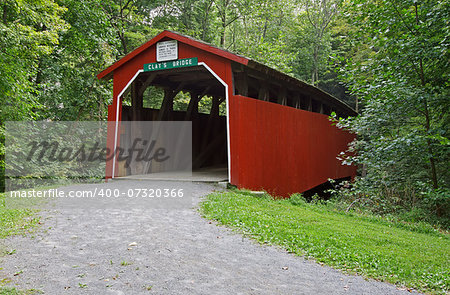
98 30 356 116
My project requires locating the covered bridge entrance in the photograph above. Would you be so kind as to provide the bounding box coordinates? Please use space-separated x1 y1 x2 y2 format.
98 30 357 197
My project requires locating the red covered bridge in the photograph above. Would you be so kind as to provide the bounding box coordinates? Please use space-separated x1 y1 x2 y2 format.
98 30 356 197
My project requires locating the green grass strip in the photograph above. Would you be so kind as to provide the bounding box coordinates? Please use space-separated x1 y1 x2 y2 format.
200 191 449 294
0 193 39 239
0 208 38 239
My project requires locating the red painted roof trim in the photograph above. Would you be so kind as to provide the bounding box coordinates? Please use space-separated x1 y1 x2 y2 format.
97 30 249 80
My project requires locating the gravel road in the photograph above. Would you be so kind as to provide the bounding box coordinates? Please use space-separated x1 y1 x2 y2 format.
1 180 420 294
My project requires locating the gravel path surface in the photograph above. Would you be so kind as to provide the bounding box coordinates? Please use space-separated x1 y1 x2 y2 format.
1 180 419 294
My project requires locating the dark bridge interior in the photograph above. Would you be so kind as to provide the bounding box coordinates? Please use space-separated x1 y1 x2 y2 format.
118 66 227 177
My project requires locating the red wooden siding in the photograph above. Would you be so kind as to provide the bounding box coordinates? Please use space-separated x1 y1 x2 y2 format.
229 95 356 197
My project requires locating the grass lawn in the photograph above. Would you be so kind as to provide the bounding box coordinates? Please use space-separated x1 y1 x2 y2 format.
0 288 22 295
200 191 449 294
0 193 40 239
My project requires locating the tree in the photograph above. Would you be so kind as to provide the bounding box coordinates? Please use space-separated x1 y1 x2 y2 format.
301 0 340 85
35 0 120 121
100 0 155 56
0 0 68 121
232 0 297 73
289 0 352 102
337 0 449 220
0 0 68 191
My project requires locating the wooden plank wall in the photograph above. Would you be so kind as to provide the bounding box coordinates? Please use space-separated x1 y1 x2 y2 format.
229 95 356 197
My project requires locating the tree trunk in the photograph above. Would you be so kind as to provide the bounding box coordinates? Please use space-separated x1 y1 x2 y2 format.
220 14 226 47
2 4 7 24
201 1 213 40
423 95 438 189
312 45 319 85
118 31 128 55
415 3 438 189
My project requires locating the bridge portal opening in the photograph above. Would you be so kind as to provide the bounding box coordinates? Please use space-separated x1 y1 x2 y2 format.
116 65 228 181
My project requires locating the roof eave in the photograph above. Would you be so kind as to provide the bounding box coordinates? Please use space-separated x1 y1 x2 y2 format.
246 60 357 116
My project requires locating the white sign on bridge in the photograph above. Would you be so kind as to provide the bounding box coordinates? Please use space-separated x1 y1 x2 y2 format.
156 40 178 62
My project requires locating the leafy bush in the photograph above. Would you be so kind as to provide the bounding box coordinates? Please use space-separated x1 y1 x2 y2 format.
328 179 450 230
332 0 450 231
288 193 308 206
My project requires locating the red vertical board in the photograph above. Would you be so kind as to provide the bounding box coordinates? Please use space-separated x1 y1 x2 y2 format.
105 104 114 179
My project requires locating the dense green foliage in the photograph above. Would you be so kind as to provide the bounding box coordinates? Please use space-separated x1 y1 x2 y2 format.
333 0 449 227
1 0 448 223
201 190 449 294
